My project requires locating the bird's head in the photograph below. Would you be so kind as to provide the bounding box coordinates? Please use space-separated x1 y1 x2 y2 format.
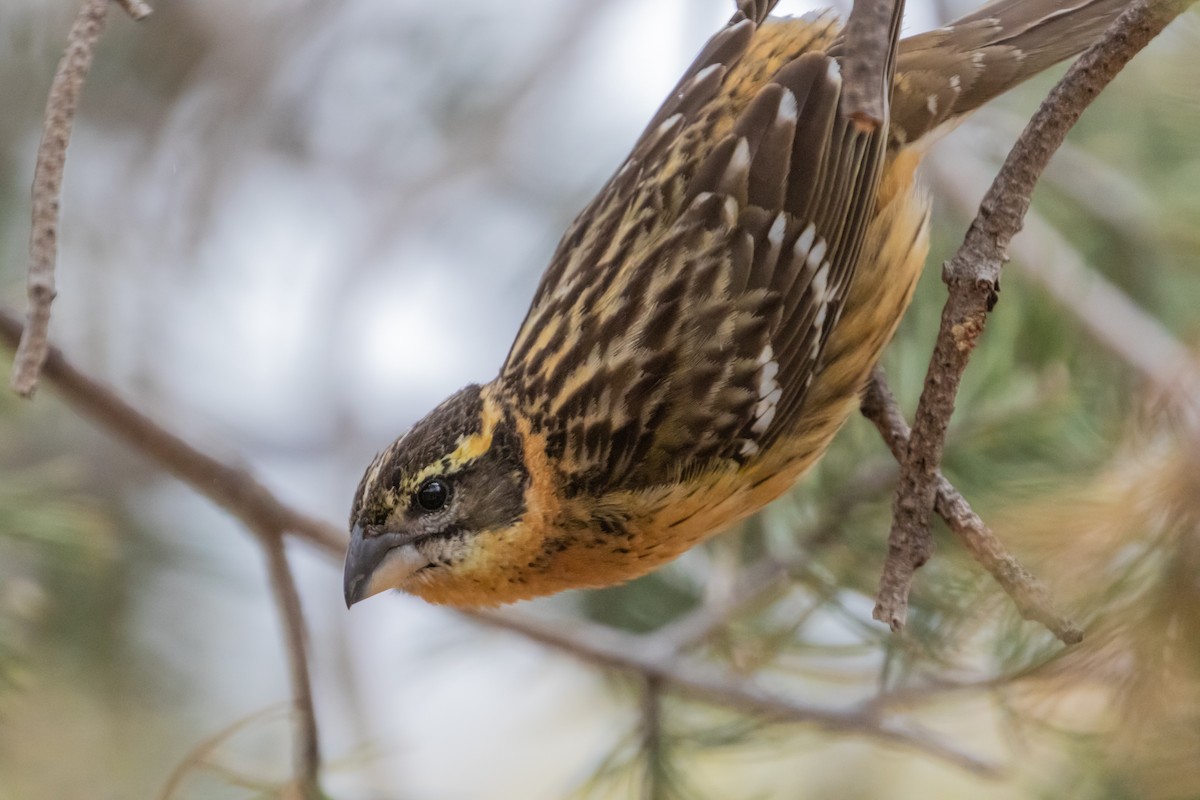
343 384 536 608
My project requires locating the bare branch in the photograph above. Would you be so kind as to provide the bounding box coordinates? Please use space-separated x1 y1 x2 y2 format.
640 677 665 800
644 560 788 659
11 0 109 397
262 536 322 798
3 306 334 790
468 609 1001 775
841 0 903 130
971 111 1160 243
861 368 1083 644
11 0 154 397
932 153 1200 431
874 0 1195 631
0 309 346 556
157 706 290 800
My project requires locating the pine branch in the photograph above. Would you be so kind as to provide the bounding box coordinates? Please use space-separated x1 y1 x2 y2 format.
874 0 1196 631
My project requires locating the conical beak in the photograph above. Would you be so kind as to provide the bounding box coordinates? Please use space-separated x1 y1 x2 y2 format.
343 524 430 608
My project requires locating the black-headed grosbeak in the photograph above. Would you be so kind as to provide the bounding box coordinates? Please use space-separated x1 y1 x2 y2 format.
345 0 1126 608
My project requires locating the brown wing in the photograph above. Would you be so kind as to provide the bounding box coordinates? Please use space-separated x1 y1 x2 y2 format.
505 3 778 342
501 11 894 495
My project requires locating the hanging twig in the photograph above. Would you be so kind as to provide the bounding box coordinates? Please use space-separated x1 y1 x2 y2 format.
262 535 322 798
862 368 1083 644
11 0 109 397
874 0 1196 631
640 677 666 800
10 0 152 398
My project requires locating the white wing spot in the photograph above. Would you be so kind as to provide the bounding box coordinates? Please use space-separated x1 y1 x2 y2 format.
813 303 828 330
811 262 829 302
656 113 684 138
777 89 798 125
767 214 787 250
926 94 938 115
752 387 782 435
756 344 780 400
747 345 783 441
692 63 723 85
759 387 782 412
744 340 782 434
949 74 962 90
826 59 842 83
756 404 777 435
806 238 828 273
729 137 751 179
721 195 740 224
794 223 816 260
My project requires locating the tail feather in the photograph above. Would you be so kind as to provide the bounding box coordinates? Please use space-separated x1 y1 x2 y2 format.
892 0 1129 145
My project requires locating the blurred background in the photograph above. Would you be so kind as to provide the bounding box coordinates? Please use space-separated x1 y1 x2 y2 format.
1 0 1199 797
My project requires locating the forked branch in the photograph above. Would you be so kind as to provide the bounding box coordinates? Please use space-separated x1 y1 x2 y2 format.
873 0 1196 632
862 368 1083 644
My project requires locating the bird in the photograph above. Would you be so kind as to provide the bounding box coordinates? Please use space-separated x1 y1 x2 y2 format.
344 0 1128 609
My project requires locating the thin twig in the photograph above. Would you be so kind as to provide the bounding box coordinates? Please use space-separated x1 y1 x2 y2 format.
933 153 1200 430
874 0 1194 631
262 535 322 798
0 309 346 557
970 110 1160 244
640 677 665 800
861 368 1083 644
645 560 788 658
157 706 291 800
11 0 151 398
11 0 109 397
840 0 903 130
3 308 335 791
468 609 1001 776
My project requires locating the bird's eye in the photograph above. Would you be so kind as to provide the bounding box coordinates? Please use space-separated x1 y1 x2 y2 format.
415 477 450 512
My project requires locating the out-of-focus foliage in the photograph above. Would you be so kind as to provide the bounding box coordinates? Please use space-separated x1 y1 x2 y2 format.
0 1 1198 798
0 386 115 686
